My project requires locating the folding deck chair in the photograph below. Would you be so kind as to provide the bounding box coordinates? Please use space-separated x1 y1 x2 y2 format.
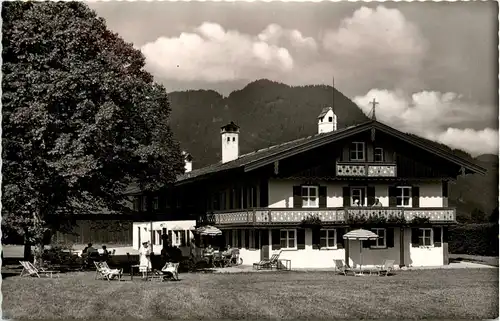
253 251 282 270
375 260 395 276
19 261 59 278
94 261 123 281
334 259 354 276
151 262 180 282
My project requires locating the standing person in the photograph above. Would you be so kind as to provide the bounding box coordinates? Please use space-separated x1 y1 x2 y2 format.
139 241 151 279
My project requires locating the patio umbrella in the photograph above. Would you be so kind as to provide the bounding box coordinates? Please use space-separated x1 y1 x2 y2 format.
195 225 222 236
343 229 379 275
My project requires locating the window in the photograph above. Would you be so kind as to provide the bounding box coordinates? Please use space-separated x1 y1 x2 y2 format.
156 230 162 245
419 228 433 246
280 229 296 249
350 142 365 161
320 229 337 248
152 197 159 210
141 196 148 211
227 137 230 142
374 148 384 162
396 186 412 207
302 186 318 208
328 116 333 122
232 137 235 142
172 231 182 246
371 228 386 248
132 197 140 211
351 187 365 206
248 230 256 249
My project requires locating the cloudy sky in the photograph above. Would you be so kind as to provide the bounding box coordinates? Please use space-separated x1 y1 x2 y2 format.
88 1 498 156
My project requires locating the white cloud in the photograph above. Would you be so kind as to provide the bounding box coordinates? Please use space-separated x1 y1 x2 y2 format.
320 5 427 91
353 89 498 156
258 24 317 51
140 22 295 82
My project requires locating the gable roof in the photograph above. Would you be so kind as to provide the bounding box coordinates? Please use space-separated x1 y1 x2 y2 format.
317 107 332 119
176 120 486 185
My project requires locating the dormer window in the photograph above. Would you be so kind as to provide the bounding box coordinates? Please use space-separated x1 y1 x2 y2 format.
350 142 365 161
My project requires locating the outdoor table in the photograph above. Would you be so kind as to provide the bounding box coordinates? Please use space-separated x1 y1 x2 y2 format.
130 264 141 280
278 259 291 271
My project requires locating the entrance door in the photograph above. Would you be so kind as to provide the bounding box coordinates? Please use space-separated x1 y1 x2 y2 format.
260 230 269 260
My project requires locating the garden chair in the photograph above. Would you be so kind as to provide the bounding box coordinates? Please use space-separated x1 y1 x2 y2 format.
20 261 59 278
253 251 281 270
376 259 395 276
94 261 123 281
334 259 353 276
152 262 180 282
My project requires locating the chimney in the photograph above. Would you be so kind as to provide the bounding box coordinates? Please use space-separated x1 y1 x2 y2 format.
182 151 193 173
317 107 337 134
220 121 240 163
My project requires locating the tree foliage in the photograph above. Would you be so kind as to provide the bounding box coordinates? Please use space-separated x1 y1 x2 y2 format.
2 1 184 257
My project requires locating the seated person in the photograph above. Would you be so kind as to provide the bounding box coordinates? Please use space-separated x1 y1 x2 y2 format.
222 245 232 256
101 245 110 261
372 198 383 207
160 261 179 280
204 244 214 256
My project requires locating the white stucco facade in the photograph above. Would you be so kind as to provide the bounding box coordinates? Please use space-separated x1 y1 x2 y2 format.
268 179 446 208
222 227 445 269
132 220 196 256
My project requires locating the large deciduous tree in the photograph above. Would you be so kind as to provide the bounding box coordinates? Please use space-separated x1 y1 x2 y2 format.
2 1 185 263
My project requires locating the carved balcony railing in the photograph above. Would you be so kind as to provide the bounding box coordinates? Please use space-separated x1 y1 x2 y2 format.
345 207 456 223
336 162 397 177
209 208 346 226
207 207 456 226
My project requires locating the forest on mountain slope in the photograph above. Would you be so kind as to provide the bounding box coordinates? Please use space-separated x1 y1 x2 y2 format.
168 79 498 223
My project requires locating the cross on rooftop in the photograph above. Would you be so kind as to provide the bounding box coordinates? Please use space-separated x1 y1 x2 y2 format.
370 98 379 120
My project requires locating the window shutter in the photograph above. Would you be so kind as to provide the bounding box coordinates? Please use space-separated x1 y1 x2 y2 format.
245 230 250 249
342 187 351 207
442 181 449 198
297 229 306 250
259 181 269 207
293 186 302 208
367 186 376 206
433 227 442 247
411 228 420 247
243 187 248 208
168 230 173 246
237 230 243 248
180 230 186 246
388 186 397 207
312 229 320 249
336 228 345 249
261 230 269 246
252 186 258 208
271 229 281 250
319 186 327 208
412 186 420 208
386 228 394 248
443 227 449 243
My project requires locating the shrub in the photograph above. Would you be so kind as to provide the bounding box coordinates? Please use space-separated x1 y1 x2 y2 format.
448 223 499 256
42 243 80 266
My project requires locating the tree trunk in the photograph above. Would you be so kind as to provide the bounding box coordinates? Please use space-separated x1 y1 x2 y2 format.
23 232 32 262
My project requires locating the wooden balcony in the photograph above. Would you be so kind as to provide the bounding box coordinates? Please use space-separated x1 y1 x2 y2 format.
208 207 456 226
336 162 397 177
345 207 456 223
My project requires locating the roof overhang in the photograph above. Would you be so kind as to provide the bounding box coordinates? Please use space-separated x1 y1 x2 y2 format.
244 121 486 175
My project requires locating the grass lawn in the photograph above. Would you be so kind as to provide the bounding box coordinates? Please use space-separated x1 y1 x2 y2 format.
2 268 498 320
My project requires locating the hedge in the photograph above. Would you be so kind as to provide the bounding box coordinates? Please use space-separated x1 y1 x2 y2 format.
448 223 499 256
